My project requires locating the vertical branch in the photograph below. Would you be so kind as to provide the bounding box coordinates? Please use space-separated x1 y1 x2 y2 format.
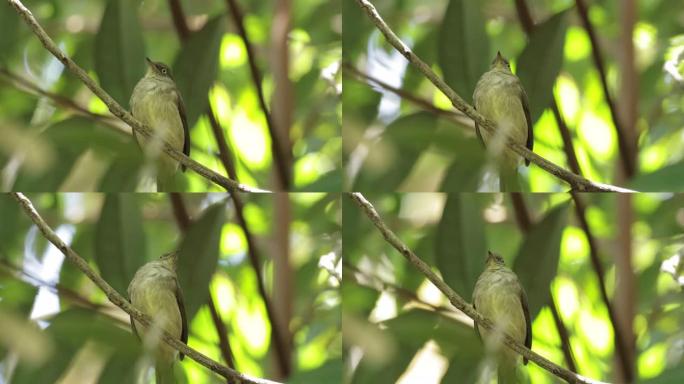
168 193 236 384
513 0 583 176
617 0 638 179
225 0 291 190
570 192 632 380
574 0 635 177
614 194 635 382
509 193 578 372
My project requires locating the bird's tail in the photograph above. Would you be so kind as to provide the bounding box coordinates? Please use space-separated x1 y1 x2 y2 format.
155 360 176 384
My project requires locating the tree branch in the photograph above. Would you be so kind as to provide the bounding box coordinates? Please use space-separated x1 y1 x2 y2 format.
11 192 281 384
225 0 291 189
575 0 635 178
7 0 265 193
569 191 632 378
348 192 607 384
168 193 236 383
353 0 632 192
512 0 584 176
509 192 578 373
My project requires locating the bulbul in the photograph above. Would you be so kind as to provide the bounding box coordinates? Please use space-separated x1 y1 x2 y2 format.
472 251 531 384
130 58 190 191
473 51 534 191
128 252 188 384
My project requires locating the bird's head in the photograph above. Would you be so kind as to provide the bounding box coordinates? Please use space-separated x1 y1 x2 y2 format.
485 251 506 267
490 51 512 73
145 57 174 80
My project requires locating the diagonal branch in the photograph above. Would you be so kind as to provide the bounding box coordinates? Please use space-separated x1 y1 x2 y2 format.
512 0 583 176
348 192 606 384
509 192 578 373
225 0 291 189
353 0 632 192
169 193 236 384
570 191 632 379
575 0 635 178
7 0 264 193
11 192 281 384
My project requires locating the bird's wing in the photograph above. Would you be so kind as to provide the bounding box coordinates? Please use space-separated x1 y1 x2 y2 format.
473 302 482 340
520 87 533 166
176 92 190 172
520 287 532 365
175 279 189 360
130 314 140 340
473 106 486 148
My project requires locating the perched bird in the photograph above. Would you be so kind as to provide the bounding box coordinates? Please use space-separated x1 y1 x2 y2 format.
473 51 533 191
128 252 188 384
472 251 531 384
130 58 190 191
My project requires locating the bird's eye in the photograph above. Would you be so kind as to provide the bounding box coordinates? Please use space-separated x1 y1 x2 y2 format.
161 68 167 74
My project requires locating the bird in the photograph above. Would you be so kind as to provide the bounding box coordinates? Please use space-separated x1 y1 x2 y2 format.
472 251 532 383
130 58 190 191
128 252 188 384
473 51 534 191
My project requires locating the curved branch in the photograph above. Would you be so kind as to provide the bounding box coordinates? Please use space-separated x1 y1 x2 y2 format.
7 0 265 193
11 193 281 384
348 192 607 384
353 0 632 193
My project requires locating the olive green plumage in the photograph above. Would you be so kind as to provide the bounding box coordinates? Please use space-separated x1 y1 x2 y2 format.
129 58 190 191
472 251 532 383
128 252 188 384
473 52 534 191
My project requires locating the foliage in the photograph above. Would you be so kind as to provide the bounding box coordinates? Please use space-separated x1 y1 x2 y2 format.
0 193 341 383
0 0 341 191
343 0 684 192
343 193 684 383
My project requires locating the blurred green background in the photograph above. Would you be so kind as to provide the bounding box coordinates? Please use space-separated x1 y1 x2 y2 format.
0 0 341 192
343 192 684 383
0 192 341 383
343 0 684 192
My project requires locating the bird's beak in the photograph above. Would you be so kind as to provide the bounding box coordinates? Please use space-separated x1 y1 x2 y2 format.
496 51 503 60
145 57 154 68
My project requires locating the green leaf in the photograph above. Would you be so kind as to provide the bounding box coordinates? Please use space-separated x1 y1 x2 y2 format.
517 10 569 123
177 202 226 320
435 194 487 299
173 15 224 128
354 112 438 191
94 0 145 107
0 1 21 65
99 151 145 192
94 194 147 296
629 161 684 191
438 0 490 103
513 202 569 318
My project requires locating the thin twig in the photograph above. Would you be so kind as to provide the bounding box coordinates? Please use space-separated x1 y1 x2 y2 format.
225 0 291 189
11 192 281 384
348 192 606 384
7 0 264 193
512 0 583 176
353 0 632 192
570 191 631 377
574 0 634 177
509 192 578 373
